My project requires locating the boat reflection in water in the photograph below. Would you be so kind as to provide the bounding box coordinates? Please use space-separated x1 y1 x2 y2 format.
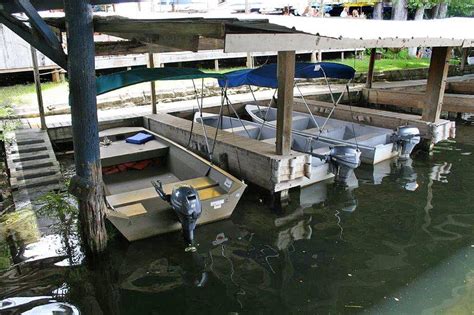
356 157 419 191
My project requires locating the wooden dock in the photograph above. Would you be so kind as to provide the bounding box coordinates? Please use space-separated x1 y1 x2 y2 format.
5 129 64 209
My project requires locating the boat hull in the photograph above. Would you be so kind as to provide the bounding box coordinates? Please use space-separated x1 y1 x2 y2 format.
245 105 399 164
100 127 247 242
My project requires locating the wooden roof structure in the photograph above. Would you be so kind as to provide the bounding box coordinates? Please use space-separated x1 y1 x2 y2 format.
40 14 474 58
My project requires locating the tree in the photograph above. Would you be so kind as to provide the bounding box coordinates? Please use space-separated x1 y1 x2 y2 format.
392 0 408 20
373 0 384 19
407 0 429 56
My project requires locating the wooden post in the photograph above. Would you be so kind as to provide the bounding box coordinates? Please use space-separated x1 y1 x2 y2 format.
246 52 254 68
30 46 46 130
276 51 295 156
64 0 108 254
148 53 157 114
366 48 377 88
460 48 468 74
422 46 451 123
51 69 61 83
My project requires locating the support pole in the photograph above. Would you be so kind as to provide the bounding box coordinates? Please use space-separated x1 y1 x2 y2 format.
310 51 317 63
214 59 219 71
30 46 46 130
246 52 254 68
422 46 451 123
460 48 468 74
366 48 377 88
148 53 157 114
276 51 295 156
64 0 107 254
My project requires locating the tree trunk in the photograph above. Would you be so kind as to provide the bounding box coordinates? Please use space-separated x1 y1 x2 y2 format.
373 1 383 19
408 6 425 57
431 4 440 19
438 2 448 18
391 0 407 20
64 0 108 255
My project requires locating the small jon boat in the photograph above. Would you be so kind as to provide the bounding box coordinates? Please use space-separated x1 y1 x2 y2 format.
99 127 247 242
195 113 361 186
245 105 420 165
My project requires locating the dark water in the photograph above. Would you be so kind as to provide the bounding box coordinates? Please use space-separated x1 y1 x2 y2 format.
1 125 473 314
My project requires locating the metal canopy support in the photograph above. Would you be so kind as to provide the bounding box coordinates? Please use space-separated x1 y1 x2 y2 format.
0 10 67 69
422 46 451 123
30 46 46 130
276 51 295 156
64 0 107 254
366 48 377 88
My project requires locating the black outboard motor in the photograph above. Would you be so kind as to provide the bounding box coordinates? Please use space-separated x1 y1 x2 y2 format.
393 126 421 160
153 180 202 247
329 145 361 184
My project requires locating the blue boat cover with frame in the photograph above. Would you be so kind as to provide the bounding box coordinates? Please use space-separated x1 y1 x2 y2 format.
96 67 225 95
219 62 356 88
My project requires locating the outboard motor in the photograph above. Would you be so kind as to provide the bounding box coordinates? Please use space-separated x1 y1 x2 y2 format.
329 145 361 184
153 180 202 248
393 126 421 160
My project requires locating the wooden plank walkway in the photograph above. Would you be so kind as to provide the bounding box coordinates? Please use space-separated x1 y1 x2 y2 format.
5 128 64 209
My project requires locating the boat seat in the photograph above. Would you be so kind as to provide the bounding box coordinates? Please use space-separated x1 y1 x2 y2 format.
346 132 386 143
115 203 148 218
261 137 276 145
106 176 219 208
222 125 259 135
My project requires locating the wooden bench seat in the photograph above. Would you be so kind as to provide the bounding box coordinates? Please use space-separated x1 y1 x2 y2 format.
106 176 219 207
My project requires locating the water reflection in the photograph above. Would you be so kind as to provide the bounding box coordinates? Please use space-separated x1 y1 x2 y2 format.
0 130 473 314
357 158 419 191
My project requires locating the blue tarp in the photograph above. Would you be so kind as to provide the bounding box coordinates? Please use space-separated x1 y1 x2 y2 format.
219 62 356 88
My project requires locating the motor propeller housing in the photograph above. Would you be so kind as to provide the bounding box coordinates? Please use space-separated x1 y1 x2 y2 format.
329 145 361 184
153 181 202 247
393 126 421 160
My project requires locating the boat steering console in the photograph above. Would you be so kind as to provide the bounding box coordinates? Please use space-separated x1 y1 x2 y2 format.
152 180 202 249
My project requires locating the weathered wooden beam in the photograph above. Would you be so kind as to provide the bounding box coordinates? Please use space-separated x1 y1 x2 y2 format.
14 0 62 51
0 12 67 69
446 81 474 95
64 0 107 254
366 48 376 88
94 17 226 39
30 46 46 130
276 51 295 156
148 53 157 115
422 46 451 122
364 89 474 113
0 0 140 12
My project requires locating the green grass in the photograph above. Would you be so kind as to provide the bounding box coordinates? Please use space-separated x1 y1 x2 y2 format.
331 56 432 73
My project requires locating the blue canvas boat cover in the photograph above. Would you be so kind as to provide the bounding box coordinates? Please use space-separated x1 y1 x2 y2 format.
126 132 154 145
219 62 356 88
96 67 225 95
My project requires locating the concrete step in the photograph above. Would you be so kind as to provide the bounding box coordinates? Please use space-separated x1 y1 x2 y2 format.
13 158 59 171
10 173 63 190
9 142 49 154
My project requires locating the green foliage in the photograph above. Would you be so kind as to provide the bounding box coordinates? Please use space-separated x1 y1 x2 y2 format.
448 0 474 16
37 189 78 226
